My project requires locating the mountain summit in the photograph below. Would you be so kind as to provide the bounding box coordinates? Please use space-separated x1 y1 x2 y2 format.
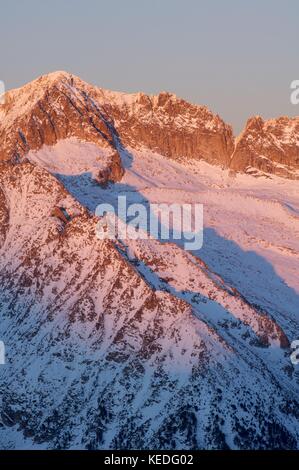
1 71 298 178
0 72 299 449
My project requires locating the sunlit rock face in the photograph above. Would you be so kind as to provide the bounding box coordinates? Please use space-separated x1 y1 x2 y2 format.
0 72 124 184
97 89 235 166
0 72 234 172
230 116 299 179
1 71 298 179
0 72 299 449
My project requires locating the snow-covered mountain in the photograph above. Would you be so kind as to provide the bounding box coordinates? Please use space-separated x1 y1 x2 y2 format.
0 72 299 449
1 71 298 178
231 116 299 179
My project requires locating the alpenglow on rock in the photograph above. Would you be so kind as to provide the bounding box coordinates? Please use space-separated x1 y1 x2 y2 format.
1 71 299 178
0 72 299 450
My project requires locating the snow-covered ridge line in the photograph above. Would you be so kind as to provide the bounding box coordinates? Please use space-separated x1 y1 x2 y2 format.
1 157 299 449
1 70 299 178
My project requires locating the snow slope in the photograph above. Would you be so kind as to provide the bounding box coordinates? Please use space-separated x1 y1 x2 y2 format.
35 140 298 331
0 139 297 449
0 72 299 449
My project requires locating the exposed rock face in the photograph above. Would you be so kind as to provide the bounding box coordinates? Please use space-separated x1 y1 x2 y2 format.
0 177 9 247
0 161 298 449
102 150 125 182
230 116 299 179
97 90 234 166
0 72 124 183
1 71 298 179
1 72 299 450
0 72 234 172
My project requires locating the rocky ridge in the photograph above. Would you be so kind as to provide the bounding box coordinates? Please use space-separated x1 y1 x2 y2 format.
0 72 299 449
0 161 298 449
231 116 299 179
1 71 298 178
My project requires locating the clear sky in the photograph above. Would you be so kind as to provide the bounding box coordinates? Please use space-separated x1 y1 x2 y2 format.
1 0 298 133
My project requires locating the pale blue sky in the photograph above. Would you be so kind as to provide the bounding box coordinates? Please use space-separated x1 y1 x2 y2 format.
1 0 298 133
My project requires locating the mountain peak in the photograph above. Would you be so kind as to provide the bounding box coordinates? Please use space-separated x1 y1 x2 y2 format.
35 70 73 84
1 72 299 178
0 71 234 168
27 70 86 90
231 114 299 178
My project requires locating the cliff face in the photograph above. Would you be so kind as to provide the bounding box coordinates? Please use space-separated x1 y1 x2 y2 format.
1 71 298 179
230 116 299 179
0 160 297 449
0 72 234 172
0 72 124 183
97 90 234 166
0 73 299 448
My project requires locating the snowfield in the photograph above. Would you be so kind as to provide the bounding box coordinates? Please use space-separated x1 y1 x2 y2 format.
30 139 299 326
1 138 299 449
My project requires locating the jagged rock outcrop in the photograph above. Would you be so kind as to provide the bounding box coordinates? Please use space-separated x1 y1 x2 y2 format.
0 72 299 449
0 72 124 184
1 71 298 179
0 72 234 171
0 159 298 449
97 90 234 166
231 116 299 179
